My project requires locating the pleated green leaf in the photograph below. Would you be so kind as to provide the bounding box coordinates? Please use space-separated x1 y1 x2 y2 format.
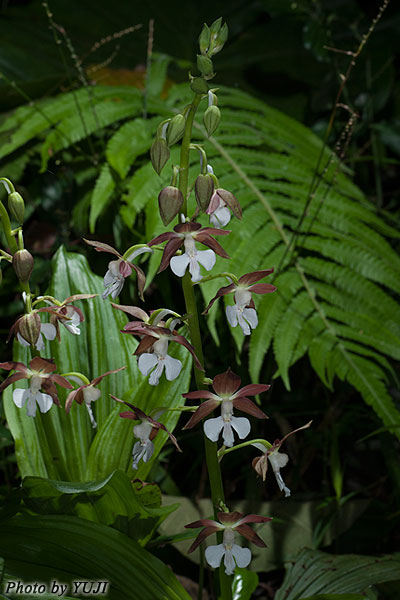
275 548 400 600
0 514 191 600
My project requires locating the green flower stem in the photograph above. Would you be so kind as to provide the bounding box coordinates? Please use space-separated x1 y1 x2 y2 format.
178 92 232 600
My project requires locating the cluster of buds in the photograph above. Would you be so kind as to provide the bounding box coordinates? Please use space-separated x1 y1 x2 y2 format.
150 114 186 177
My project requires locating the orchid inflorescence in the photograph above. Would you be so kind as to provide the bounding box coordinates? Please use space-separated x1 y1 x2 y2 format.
0 18 312 591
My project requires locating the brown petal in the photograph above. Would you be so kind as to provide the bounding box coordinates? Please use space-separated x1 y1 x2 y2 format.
212 369 241 396
134 336 157 355
111 303 149 321
234 523 269 548
171 334 204 371
0 360 27 373
174 222 202 234
131 263 146 301
252 455 268 481
248 283 277 294
217 511 243 525
83 238 121 257
202 283 236 315
51 374 73 389
91 366 126 387
158 238 184 273
41 380 60 405
238 269 274 285
236 514 273 525
147 231 178 246
232 397 268 419
183 399 220 429
65 388 83 412
233 384 270 397
0 372 27 393
63 294 97 304
187 525 220 553
194 233 230 259
278 420 313 447
29 357 57 374
182 390 218 401
216 189 242 220
198 227 231 237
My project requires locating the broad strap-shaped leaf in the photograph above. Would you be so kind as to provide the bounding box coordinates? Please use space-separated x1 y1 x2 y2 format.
0 514 191 600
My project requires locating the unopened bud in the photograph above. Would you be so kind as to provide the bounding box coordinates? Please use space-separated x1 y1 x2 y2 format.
215 188 242 220
158 186 184 226
8 191 25 224
166 114 186 146
150 138 170 175
199 23 211 55
18 312 41 347
12 249 34 282
203 105 221 137
191 77 209 95
195 174 214 212
197 55 214 79
208 18 228 56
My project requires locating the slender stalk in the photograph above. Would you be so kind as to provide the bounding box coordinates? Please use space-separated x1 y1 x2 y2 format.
178 93 232 600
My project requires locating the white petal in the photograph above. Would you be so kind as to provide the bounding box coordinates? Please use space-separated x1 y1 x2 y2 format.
142 439 154 462
26 395 38 417
223 549 236 575
83 386 101 404
237 312 251 336
274 470 291 497
41 323 57 341
63 312 81 335
133 421 153 441
164 355 182 381
170 254 190 278
205 544 225 569
204 416 224 442
225 305 239 327
231 544 251 568
13 388 29 408
268 451 289 470
252 442 267 452
243 307 258 330
35 333 45 351
230 416 251 440
211 207 231 228
188 257 202 282
35 392 53 414
148 361 164 385
17 333 30 347
222 422 235 447
138 353 158 376
85 403 97 428
196 249 216 272
132 441 147 470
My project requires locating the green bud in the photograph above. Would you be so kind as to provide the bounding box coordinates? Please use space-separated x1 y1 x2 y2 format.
12 249 34 282
203 105 221 137
195 174 215 212
150 138 170 175
166 114 186 146
158 186 184 226
8 191 25 224
199 23 211 54
18 312 41 347
190 77 209 95
209 19 228 56
197 55 214 79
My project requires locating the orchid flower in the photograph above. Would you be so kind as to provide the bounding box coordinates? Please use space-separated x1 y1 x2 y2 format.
183 369 269 447
252 421 312 497
122 321 204 380
65 367 126 428
83 239 152 300
204 269 276 335
0 357 73 417
206 188 242 228
112 396 182 469
37 294 97 340
185 511 271 575
148 221 230 282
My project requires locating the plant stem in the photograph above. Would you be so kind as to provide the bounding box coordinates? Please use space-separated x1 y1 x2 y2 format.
178 92 232 600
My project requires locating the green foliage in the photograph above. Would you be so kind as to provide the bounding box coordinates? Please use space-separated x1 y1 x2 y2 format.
1 77 399 438
0 514 191 600
275 547 400 600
